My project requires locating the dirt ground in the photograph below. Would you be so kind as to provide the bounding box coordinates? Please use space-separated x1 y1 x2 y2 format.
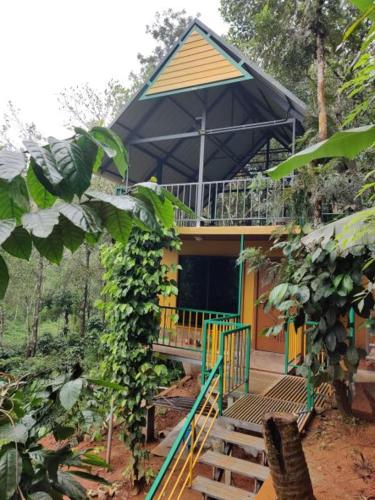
44 376 375 499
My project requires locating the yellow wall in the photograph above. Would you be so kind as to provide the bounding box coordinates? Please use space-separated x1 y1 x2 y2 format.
161 231 368 352
161 233 277 351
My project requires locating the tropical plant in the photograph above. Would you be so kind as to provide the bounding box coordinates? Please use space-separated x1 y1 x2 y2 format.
0 372 108 499
0 126 188 302
97 225 180 492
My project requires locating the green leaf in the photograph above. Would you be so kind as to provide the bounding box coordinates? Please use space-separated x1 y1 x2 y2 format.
0 177 29 222
32 227 64 264
100 204 133 244
0 447 22 500
325 332 337 352
0 150 26 181
346 345 360 366
22 208 59 238
86 190 158 231
24 140 63 185
134 182 195 218
56 471 86 499
268 283 289 305
53 425 75 441
90 127 128 178
27 162 56 208
59 378 83 410
80 452 108 468
75 127 107 173
0 422 28 444
0 255 9 300
294 285 310 304
342 275 354 293
57 202 101 235
28 493 53 500
48 137 92 197
69 469 109 484
2 227 32 260
133 185 174 228
59 216 86 253
267 125 375 179
0 220 16 245
87 378 125 391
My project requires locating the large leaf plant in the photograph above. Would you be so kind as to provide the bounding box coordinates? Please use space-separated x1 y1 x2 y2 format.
0 125 191 498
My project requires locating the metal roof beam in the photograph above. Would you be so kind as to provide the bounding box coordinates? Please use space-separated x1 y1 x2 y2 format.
236 86 292 148
115 122 197 176
128 118 294 146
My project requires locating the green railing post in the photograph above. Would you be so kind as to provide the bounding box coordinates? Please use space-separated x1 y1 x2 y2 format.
201 320 208 385
244 325 251 394
284 318 290 374
218 331 225 416
237 234 245 320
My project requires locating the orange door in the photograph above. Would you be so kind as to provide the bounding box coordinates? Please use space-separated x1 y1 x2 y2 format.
255 269 285 353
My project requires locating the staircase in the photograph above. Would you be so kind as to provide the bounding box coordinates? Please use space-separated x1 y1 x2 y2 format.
191 421 269 499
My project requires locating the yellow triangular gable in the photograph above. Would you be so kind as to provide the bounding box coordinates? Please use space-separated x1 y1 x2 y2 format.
144 29 247 97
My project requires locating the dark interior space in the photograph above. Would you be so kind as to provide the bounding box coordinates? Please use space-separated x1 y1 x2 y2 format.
177 255 238 313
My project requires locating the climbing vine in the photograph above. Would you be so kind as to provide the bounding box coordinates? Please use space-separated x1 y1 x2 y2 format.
241 230 375 415
98 226 180 489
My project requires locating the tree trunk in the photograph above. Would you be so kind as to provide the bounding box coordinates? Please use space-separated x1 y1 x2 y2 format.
263 412 315 500
80 246 91 337
26 255 44 357
315 0 328 142
0 305 5 346
63 309 69 336
333 380 353 416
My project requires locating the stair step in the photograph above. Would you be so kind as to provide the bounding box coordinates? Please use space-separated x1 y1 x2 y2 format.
200 450 270 482
209 427 265 453
191 476 254 500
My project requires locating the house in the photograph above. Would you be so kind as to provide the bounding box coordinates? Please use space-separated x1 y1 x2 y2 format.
101 19 370 499
102 18 365 374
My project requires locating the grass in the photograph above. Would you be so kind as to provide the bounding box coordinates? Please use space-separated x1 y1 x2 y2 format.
3 318 62 350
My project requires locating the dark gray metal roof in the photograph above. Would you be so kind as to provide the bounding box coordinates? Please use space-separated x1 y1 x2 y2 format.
102 19 307 184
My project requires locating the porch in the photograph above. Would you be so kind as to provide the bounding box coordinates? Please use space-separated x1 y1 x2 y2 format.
154 305 305 376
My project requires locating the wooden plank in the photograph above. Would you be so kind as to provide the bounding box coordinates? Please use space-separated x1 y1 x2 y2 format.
200 450 270 482
156 59 236 83
191 476 254 500
208 427 265 453
150 66 241 91
148 69 242 94
167 51 224 70
178 38 208 52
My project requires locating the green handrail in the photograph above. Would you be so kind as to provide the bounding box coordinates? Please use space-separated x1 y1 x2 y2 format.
201 319 251 396
146 356 223 500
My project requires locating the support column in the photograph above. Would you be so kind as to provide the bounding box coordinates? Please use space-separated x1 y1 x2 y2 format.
238 234 245 320
291 118 296 155
196 110 206 227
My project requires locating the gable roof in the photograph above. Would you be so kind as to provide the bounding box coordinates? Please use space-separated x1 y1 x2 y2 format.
142 25 251 99
102 19 307 184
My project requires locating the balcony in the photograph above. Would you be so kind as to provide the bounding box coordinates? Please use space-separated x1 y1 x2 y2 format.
162 175 293 227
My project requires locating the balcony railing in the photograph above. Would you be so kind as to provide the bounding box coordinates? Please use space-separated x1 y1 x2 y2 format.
158 306 239 351
162 175 293 226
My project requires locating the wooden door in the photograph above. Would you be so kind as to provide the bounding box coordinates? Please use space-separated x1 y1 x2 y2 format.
255 269 285 353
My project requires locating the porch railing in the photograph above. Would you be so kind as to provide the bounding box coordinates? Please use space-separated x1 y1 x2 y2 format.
146 356 223 500
162 175 293 226
201 319 251 398
158 306 238 351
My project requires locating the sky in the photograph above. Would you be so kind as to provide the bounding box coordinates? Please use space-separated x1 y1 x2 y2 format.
0 0 227 139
